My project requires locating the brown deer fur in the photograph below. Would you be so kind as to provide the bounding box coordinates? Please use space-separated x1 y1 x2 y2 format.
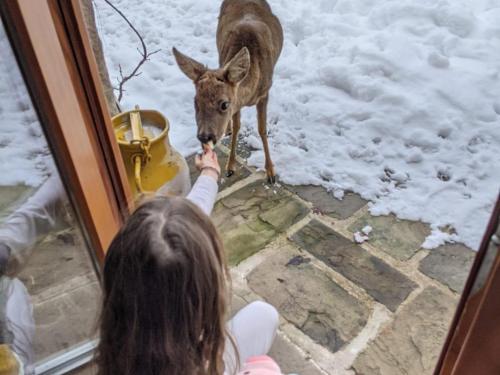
173 0 283 183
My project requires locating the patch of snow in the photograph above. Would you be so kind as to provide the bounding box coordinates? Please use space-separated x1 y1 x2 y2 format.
355 225 373 243
361 226 373 235
333 189 345 200
245 134 262 150
354 231 369 244
0 20 53 187
93 0 500 249
422 226 460 249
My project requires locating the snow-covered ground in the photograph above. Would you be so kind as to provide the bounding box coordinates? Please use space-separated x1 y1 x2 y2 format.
95 0 500 250
1 1 498 250
0 20 54 187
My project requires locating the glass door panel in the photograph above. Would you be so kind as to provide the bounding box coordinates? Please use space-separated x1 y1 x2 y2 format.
0 17 100 374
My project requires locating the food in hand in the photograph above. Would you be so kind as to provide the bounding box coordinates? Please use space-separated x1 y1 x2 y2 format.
202 140 215 152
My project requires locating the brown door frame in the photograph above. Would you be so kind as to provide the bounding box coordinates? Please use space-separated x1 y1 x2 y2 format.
436 194 500 375
0 0 132 263
56 0 134 214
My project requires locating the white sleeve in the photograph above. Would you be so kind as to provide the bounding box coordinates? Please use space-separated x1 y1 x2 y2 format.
0 174 67 266
186 175 219 216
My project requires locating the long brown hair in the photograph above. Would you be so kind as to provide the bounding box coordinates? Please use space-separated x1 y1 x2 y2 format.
96 196 231 375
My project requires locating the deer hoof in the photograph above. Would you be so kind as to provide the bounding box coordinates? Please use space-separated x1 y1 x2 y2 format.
267 174 277 184
266 165 277 184
226 170 235 178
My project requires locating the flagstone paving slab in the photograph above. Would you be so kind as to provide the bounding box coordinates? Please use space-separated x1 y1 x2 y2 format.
248 246 369 353
213 181 309 265
187 147 251 190
34 281 100 360
352 287 457 375
348 213 431 261
230 294 322 374
292 220 418 312
419 243 476 293
18 228 94 296
287 185 367 220
270 335 323 375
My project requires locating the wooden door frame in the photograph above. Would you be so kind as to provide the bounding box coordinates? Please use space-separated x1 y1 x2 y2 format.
0 0 132 264
435 195 500 375
56 0 134 214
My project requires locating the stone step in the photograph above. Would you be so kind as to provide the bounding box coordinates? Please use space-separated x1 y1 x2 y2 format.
418 243 475 293
352 287 457 375
213 180 310 265
247 245 370 354
348 213 430 261
291 219 418 312
287 185 367 220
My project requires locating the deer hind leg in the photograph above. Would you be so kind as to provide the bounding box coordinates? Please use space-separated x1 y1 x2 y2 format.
257 95 276 184
226 111 241 177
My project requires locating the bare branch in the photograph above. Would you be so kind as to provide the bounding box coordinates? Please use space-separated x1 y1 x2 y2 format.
103 0 161 102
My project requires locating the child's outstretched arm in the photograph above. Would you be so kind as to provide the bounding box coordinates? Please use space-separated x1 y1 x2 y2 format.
186 148 221 216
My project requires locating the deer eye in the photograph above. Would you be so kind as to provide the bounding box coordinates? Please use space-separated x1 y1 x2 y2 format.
220 101 230 112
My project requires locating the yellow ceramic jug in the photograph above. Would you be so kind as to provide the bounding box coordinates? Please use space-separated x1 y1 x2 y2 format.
112 106 190 198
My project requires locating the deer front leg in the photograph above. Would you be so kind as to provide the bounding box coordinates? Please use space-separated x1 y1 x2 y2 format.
226 111 240 177
257 95 276 184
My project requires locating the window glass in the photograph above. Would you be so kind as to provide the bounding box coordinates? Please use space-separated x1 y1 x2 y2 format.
0 18 100 374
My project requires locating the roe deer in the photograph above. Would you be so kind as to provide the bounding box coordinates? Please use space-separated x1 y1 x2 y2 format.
173 0 283 183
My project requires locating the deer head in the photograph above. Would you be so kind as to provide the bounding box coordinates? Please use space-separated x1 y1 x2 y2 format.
173 47 250 145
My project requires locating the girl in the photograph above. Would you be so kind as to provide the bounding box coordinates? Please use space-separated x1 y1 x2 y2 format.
96 148 282 375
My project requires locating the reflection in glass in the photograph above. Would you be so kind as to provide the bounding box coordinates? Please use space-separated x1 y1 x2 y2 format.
0 19 100 374
471 223 499 295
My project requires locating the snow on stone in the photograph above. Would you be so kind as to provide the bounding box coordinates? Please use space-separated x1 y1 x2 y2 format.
362 226 373 236
354 231 369 244
355 226 373 243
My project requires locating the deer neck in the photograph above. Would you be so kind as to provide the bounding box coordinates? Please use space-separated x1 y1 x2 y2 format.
232 65 261 110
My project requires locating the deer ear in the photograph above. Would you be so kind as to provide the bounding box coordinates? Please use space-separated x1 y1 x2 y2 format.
223 47 250 84
173 47 207 81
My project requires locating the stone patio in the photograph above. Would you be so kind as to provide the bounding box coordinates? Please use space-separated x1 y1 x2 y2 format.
191 141 476 375
2 138 477 374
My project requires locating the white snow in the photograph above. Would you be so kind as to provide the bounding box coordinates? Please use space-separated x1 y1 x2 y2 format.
0 20 54 187
93 0 500 250
1 1 498 250
362 226 373 235
354 231 369 244
354 226 373 243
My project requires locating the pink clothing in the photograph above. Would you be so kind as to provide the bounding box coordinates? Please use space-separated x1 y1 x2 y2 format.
238 356 282 375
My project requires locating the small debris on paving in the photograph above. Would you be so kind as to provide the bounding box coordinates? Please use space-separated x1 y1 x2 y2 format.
354 225 373 244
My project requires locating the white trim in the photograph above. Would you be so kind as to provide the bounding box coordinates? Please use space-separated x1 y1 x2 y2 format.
34 339 97 375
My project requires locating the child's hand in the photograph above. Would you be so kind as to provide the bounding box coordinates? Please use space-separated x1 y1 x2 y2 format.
195 148 221 181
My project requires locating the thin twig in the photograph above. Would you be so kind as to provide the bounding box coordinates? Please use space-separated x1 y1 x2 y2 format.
103 0 160 102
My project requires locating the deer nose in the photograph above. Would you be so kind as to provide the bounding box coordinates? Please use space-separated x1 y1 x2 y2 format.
197 132 216 145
